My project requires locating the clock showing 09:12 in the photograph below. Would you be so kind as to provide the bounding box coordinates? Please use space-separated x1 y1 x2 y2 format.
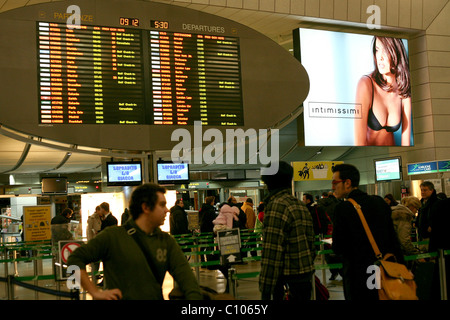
119 17 139 27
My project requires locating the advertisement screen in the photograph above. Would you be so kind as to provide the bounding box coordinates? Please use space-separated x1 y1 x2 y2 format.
294 28 413 147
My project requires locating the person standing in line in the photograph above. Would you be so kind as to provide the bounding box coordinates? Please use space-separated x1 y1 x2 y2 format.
169 199 189 236
87 205 102 284
67 183 203 300
242 198 258 257
199 196 216 264
259 161 316 300
417 181 441 251
392 197 423 269
99 202 118 231
51 208 73 225
303 193 329 236
331 163 404 300
227 196 247 230
429 197 450 299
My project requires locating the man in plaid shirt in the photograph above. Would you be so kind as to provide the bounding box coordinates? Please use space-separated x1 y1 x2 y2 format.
259 161 316 300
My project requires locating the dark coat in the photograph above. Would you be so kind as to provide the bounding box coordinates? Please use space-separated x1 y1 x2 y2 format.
429 197 450 252
101 213 118 231
199 203 216 233
332 189 404 300
306 203 330 236
417 190 440 240
169 205 189 235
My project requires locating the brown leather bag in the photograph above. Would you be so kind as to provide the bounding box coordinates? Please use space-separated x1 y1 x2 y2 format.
347 198 418 300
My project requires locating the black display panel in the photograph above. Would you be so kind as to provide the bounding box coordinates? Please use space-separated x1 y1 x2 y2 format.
41 177 68 194
37 21 243 126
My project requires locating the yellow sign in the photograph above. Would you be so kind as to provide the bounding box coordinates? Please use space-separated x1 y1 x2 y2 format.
23 206 52 242
292 161 344 181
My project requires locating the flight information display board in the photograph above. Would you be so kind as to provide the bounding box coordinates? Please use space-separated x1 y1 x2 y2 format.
38 22 145 124
37 21 243 126
150 30 242 126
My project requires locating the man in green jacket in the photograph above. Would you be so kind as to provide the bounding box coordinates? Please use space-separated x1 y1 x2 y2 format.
67 183 203 300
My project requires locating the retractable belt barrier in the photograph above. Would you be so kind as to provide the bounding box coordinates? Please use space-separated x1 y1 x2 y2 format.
175 230 450 300
0 240 79 300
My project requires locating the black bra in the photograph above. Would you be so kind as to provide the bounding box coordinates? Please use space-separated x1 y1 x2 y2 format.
365 76 401 133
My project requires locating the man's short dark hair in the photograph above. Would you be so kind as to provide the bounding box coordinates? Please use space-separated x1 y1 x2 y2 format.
332 164 360 187
205 196 215 205
303 193 313 202
61 208 73 218
245 198 253 204
420 181 435 190
175 199 183 206
99 202 110 212
129 183 166 220
261 161 293 191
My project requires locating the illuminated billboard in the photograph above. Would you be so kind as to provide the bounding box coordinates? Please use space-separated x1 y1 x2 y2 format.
294 28 413 147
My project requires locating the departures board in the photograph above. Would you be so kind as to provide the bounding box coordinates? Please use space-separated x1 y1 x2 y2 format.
37 22 243 126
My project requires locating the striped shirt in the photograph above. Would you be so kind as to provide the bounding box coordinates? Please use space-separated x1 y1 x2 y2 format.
259 189 316 296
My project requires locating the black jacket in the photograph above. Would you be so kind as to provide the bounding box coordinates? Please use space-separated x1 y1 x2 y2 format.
169 205 189 235
332 189 404 300
101 213 118 231
417 190 440 240
199 203 216 233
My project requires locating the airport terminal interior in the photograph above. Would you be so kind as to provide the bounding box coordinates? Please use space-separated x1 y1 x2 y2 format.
0 0 449 301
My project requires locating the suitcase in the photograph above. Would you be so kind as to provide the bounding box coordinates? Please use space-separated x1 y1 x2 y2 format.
315 276 330 300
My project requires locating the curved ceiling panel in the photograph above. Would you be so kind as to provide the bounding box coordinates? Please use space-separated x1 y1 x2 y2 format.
49 152 102 173
7 144 69 173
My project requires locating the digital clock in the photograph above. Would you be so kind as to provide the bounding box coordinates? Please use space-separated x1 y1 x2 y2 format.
119 17 139 27
150 20 169 29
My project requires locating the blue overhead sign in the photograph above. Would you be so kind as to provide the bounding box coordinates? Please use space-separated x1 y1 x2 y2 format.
438 160 450 172
407 161 438 175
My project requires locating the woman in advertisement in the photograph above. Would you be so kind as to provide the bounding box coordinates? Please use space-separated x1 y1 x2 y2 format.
354 36 412 146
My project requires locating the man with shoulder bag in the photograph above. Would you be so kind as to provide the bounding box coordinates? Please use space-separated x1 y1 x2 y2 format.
331 164 416 300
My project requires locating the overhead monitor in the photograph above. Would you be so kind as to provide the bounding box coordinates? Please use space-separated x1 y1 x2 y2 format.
157 161 189 185
41 177 68 194
106 161 143 186
374 157 402 182
294 28 413 147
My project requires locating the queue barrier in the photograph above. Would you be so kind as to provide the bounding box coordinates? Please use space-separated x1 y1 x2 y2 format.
174 230 450 300
0 240 79 300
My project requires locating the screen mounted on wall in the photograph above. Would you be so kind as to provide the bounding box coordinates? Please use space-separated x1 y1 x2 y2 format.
41 177 68 194
374 157 402 182
157 161 189 185
294 28 413 147
106 161 143 186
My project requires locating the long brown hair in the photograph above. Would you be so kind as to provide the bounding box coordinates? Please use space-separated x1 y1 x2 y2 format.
370 36 411 98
